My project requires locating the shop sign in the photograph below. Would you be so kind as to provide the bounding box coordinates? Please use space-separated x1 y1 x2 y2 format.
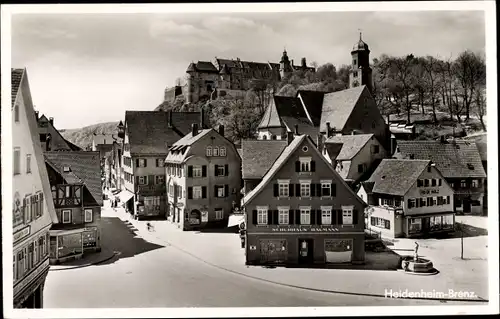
189 210 201 225
271 226 340 232
419 189 439 195
13 226 31 243
201 211 208 223
14 258 49 297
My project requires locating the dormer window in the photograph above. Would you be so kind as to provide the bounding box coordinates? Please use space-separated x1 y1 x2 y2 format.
213 147 219 156
206 146 212 157
220 147 226 156
63 166 70 172
467 163 474 170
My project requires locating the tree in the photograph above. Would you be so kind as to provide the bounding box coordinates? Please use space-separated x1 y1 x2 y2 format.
436 56 456 121
473 85 487 131
421 56 441 123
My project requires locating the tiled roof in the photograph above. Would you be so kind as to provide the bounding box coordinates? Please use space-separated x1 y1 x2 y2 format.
44 151 103 206
241 140 288 179
394 140 486 179
171 112 205 135
319 85 366 133
11 68 24 105
325 134 374 160
165 129 213 163
463 132 487 144
297 90 325 126
274 96 306 118
475 142 487 162
367 159 430 196
64 139 83 151
360 181 375 193
257 97 285 129
195 61 219 73
281 116 318 138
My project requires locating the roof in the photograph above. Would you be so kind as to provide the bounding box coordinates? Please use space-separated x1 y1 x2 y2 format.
11 68 24 105
257 97 285 129
241 140 288 179
394 140 486 179
367 159 430 196
65 139 83 151
320 85 367 133
93 134 117 145
475 142 487 162
325 134 374 160
44 151 103 206
165 129 213 163
360 181 375 193
171 111 205 135
281 117 318 138
296 90 325 126
188 61 219 73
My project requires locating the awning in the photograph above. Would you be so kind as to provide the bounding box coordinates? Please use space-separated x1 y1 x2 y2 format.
117 190 135 203
228 214 245 227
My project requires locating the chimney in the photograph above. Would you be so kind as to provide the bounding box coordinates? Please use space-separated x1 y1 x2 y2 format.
316 133 324 153
167 111 173 128
49 117 54 126
301 57 306 68
287 131 294 145
326 122 331 138
291 59 294 67
294 124 299 135
192 123 199 136
200 109 205 128
35 111 39 121
218 125 224 137
440 135 446 143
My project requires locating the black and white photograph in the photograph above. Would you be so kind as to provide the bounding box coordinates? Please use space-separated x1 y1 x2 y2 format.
1 1 498 317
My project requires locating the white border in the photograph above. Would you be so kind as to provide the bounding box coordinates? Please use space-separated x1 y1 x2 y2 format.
2 1 498 318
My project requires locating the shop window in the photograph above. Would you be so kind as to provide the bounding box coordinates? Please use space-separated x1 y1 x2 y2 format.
84 209 93 222
342 206 353 225
321 208 332 225
408 218 422 234
206 147 212 157
300 182 311 197
300 209 311 225
257 207 268 225
62 209 71 223
278 209 289 225
278 182 289 197
215 209 224 220
442 215 454 229
430 215 443 231
220 147 226 156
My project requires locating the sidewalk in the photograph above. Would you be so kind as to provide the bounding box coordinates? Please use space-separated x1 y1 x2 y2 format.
49 248 116 271
108 205 489 303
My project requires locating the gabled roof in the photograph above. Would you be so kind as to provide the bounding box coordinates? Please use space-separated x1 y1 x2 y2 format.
171 112 205 135
320 85 367 133
360 181 375 193
44 151 103 206
37 114 83 151
394 140 486 179
12 68 24 105
241 140 288 179
257 97 285 129
165 129 213 163
475 142 487 162
367 159 430 196
281 116 318 138
325 134 375 160
296 90 325 126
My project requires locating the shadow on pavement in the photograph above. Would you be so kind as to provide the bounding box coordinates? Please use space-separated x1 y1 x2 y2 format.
422 223 488 239
95 217 165 266
196 225 239 234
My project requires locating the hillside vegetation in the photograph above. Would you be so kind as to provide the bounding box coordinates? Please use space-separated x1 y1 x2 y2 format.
60 121 120 150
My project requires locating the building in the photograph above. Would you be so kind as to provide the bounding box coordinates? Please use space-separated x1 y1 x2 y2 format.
164 125 242 230
319 85 391 153
349 33 373 94
91 133 118 155
44 151 103 264
109 139 123 191
120 110 206 219
359 159 455 238
36 114 82 152
181 51 315 104
393 140 486 215
12 68 58 308
321 133 387 185
463 133 488 214
242 133 367 266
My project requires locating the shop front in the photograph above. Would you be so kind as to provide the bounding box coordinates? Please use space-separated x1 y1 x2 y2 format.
405 213 455 238
14 257 49 308
82 226 100 252
49 229 84 264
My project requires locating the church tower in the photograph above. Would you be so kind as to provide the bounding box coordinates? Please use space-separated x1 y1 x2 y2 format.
279 49 292 79
349 32 373 94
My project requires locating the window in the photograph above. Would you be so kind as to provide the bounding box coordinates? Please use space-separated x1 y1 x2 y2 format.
342 206 353 225
430 216 442 231
424 179 429 187
417 179 423 187
371 145 380 154
299 158 311 172
24 196 32 223
460 180 467 188
408 218 422 234
213 147 219 156
215 209 224 220
156 175 165 185
394 199 401 207
216 185 225 198
438 179 442 186
193 186 202 199
431 179 437 187
139 176 148 185
278 208 289 225
472 180 478 188
220 147 226 156
156 158 165 167
353 71 358 77
358 164 365 173
216 165 225 177
26 154 32 173
278 183 289 197
300 182 310 197
353 59 357 65
257 207 268 225
138 158 147 167
193 165 202 177
206 147 212 156
62 210 71 223
84 209 93 222
14 147 21 175
65 186 72 198
321 182 331 197
407 198 416 209
14 104 20 122
321 208 332 225
442 215 454 229
300 208 311 225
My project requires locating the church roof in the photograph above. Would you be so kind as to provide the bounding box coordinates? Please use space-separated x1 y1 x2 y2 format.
257 97 285 129
353 33 369 51
296 90 325 126
325 134 375 160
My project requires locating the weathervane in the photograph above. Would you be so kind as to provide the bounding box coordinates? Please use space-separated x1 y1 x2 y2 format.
358 28 363 40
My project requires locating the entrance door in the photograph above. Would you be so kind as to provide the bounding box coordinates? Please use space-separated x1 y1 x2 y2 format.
298 239 314 264
463 198 472 213
421 217 430 234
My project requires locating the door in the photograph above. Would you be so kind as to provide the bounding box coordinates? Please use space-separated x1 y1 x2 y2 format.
463 198 472 213
421 217 430 234
298 239 314 264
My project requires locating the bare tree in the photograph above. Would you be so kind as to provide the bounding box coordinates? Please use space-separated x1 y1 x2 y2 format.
473 85 487 131
421 56 441 123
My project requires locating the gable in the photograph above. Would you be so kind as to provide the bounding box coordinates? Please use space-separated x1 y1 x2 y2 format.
343 88 386 134
319 86 365 133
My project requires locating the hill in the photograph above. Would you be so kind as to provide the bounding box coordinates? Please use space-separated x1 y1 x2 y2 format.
60 121 120 150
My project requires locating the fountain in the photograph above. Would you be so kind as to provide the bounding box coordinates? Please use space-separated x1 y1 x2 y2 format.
400 242 438 275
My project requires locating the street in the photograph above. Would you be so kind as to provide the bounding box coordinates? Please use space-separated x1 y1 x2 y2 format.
43 202 486 308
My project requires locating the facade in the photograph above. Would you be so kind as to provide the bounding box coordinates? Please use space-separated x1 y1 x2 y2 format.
394 140 486 215
243 134 367 266
109 139 123 190
349 33 373 94
165 125 242 230
120 110 205 219
322 133 387 184
44 152 103 264
36 114 82 152
360 159 455 238
12 68 58 308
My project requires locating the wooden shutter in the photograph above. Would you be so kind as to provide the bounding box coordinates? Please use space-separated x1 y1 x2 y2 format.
136 159 139 167
267 210 273 225
407 199 412 208
144 159 147 167
289 210 294 225
202 165 207 177
187 187 193 199
225 164 229 176
295 161 300 172
187 166 193 177
385 220 391 229
316 210 322 225
214 165 218 176
316 184 322 197
224 185 229 198
332 183 337 196
370 216 376 226
273 210 279 225
202 186 207 198
310 210 316 224
148 175 154 186
439 179 442 186
295 210 301 225
337 210 343 225
295 184 300 197
311 184 316 197
311 161 316 172
273 184 279 197
289 184 294 196
252 210 257 224
135 176 139 185
353 209 358 225
214 185 218 197
446 196 450 204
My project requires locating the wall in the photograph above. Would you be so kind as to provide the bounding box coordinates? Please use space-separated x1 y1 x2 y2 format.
122 129 134 194
367 206 403 238
243 179 261 196
347 136 387 181
258 127 285 141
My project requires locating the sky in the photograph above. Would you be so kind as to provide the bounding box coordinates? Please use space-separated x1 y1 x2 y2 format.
10 8 486 129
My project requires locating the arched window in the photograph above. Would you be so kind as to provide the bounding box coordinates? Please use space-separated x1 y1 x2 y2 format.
262 135 267 140
206 146 212 157
220 147 226 156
